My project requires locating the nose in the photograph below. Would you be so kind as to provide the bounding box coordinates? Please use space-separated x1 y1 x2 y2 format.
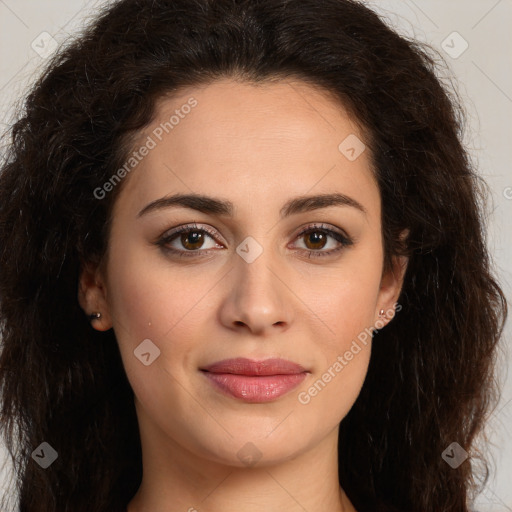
218 250 294 336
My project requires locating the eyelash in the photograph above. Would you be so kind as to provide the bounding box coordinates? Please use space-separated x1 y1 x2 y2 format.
155 222 354 259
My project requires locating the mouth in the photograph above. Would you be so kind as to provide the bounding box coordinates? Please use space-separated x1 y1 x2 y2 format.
200 358 309 403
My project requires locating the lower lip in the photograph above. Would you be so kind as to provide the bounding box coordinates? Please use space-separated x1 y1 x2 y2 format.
202 372 307 403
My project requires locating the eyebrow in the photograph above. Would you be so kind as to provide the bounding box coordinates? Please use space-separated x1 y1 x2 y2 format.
137 192 367 219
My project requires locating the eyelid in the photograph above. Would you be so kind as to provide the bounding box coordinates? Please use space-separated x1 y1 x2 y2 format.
155 221 353 258
293 222 350 242
156 222 221 243
158 222 349 243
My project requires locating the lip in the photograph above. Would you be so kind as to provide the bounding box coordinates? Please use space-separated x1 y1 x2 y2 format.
200 358 309 403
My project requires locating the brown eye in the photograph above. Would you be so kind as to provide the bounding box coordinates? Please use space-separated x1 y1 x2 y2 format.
292 224 354 258
156 224 223 258
302 230 329 251
180 230 206 250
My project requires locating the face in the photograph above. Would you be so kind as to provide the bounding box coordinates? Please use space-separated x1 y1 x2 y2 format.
80 78 406 468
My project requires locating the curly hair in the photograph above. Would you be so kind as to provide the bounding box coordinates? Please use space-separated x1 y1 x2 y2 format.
0 0 507 511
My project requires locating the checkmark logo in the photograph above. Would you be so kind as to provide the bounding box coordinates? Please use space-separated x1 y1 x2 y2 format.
441 442 468 468
31 442 58 469
441 31 468 59
237 442 262 467
31 31 58 59
236 236 263 263
134 339 161 366
338 134 366 162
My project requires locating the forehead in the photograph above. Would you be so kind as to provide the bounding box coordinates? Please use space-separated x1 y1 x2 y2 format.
115 78 379 222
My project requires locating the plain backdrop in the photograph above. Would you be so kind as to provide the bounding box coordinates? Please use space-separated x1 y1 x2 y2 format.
0 1 511 511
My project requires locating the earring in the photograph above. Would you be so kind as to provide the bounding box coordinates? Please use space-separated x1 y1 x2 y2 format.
379 309 385 317
88 312 102 321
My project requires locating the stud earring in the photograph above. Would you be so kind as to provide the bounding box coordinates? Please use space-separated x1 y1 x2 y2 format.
379 309 385 317
88 312 102 321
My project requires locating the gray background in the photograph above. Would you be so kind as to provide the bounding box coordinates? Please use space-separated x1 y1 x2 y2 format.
0 1 511 510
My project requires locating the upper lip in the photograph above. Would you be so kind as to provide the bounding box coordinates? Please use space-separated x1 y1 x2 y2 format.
201 358 307 376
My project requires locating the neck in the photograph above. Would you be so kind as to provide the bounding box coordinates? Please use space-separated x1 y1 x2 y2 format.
127 402 356 512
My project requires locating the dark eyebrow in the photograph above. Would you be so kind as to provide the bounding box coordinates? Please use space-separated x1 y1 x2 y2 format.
137 192 367 218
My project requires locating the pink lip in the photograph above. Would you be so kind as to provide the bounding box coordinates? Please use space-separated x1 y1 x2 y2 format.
201 358 308 403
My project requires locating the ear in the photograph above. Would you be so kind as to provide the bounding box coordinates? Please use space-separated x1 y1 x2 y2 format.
374 230 409 328
78 260 113 331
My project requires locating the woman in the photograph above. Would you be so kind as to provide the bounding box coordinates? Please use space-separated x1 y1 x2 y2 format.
0 0 507 511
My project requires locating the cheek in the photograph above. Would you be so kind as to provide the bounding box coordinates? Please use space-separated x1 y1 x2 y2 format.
104 245 210 383
106 240 204 334
308 250 383 351
296 263 379 416
303 283 374 409
105 227 381 403
297 249 381 411
298 343 371 431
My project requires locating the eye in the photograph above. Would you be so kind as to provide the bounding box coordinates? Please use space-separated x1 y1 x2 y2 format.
155 222 353 259
291 223 353 258
156 223 222 257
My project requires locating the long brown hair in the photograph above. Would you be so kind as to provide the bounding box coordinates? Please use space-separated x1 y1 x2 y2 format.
0 1 507 510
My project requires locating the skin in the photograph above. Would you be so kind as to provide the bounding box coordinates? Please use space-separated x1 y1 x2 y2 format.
79 78 408 512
